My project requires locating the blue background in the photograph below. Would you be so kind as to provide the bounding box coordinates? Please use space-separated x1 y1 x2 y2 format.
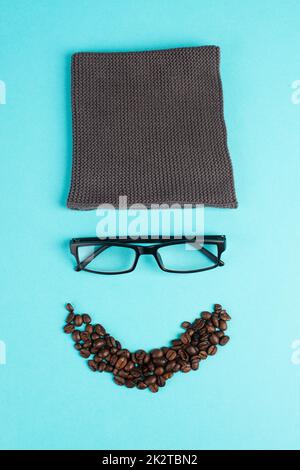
1 0 300 450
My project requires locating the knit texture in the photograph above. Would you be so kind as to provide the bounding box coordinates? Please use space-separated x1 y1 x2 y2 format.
67 46 238 209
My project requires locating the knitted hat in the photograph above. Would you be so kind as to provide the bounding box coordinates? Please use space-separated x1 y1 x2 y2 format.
67 46 237 209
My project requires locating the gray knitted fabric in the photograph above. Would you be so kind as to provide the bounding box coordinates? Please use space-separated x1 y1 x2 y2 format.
67 46 237 209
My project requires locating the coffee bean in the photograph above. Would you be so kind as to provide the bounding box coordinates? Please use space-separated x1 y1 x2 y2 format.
207 345 217 356
181 321 191 329
125 380 135 388
157 376 166 387
74 343 82 351
72 330 81 342
219 335 230 346
64 324 75 334
98 348 110 359
181 363 191 373
74 315 83 327
186 346 197 356
98 362 106 372
118 369 129 379
106 336 116 348
163 372 173 380
144 375 157 385
211 315 219 328
172 339 182 347
137 381 147 390
214 304 222 311
206 325 215 334
154 367 164 376
80 349 90 358
201 311 212 320
219 320 227 331
85 324 94 335
220 311 231 321
199 351 208 360
93 339 106 349
82 314 91 324
178 349 189 361
165 360 176 372
94 324 106 336
88 360 97 371
149 384 159 393
173 363 181 372
124 361 134 372
80 331 90 342
66 303 74 312
115 356 127 370
66 312 75 324
209 334 219 345
180 332 191 344
165 349 177 361
114 376 125 386
151 349 163 359
191 360 200 370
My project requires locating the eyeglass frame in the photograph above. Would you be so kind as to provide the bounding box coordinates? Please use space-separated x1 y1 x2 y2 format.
70 236 226 275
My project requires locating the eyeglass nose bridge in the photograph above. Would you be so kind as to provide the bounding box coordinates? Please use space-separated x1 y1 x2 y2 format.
136 245 155 255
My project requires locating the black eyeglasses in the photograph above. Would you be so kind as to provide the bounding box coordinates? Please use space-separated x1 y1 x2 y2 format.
70 236 226 275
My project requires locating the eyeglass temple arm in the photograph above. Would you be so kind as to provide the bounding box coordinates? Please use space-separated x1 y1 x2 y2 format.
76 245 110 271
198 245 224 266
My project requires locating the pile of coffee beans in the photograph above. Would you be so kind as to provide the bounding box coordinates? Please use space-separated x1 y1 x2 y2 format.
64 303 231 393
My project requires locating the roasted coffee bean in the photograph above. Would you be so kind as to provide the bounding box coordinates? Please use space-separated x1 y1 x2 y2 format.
72 330 81 342
98 348 110 359
219 335 230 346
181 363 191 373
94 324 106 336
201 311 212 320
180 332 191 344
114 376 125 386
214 304 222 311
163 372 173 380
219 320 227 331
93 338 106 349
187 328 194 337
117 370 129 379
106 336 116 348
149 384 159 393
80 349 90 358
83 341 92 349
191 360 200 371
88 360 97 371
172 339 182 347
198 341 209 350
216 331 224 338
207 345 217 355
66 303 74 313
209 334 219 345
181 321 191 329
74 315 83 327
124 361 134 372
74 343 82 351
98 362 106 372
137 381 147 390
220 311 231 321
109 354 118 366
206 325 216 334
211 315 219 328
80 331 90 342
131 368 142 378
115 356 127 370
178 349 189 361
154 367 164 376
82 314 91 324
199 351 208 360
193 319 205 330
66 312 75 324
186 346 197 356
144 375 157 385
106 365 114 372
151 349 163 359
173 363 181 372
153 357 167 366
143 353 151 364
166 349 177 361
135 350 146 364
64 324 75 334
165 360 176 372
85 324 94 334
157 376 166 387
125 380 135 388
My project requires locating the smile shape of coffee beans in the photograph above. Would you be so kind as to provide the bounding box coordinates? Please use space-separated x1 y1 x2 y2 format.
63 303 231 393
